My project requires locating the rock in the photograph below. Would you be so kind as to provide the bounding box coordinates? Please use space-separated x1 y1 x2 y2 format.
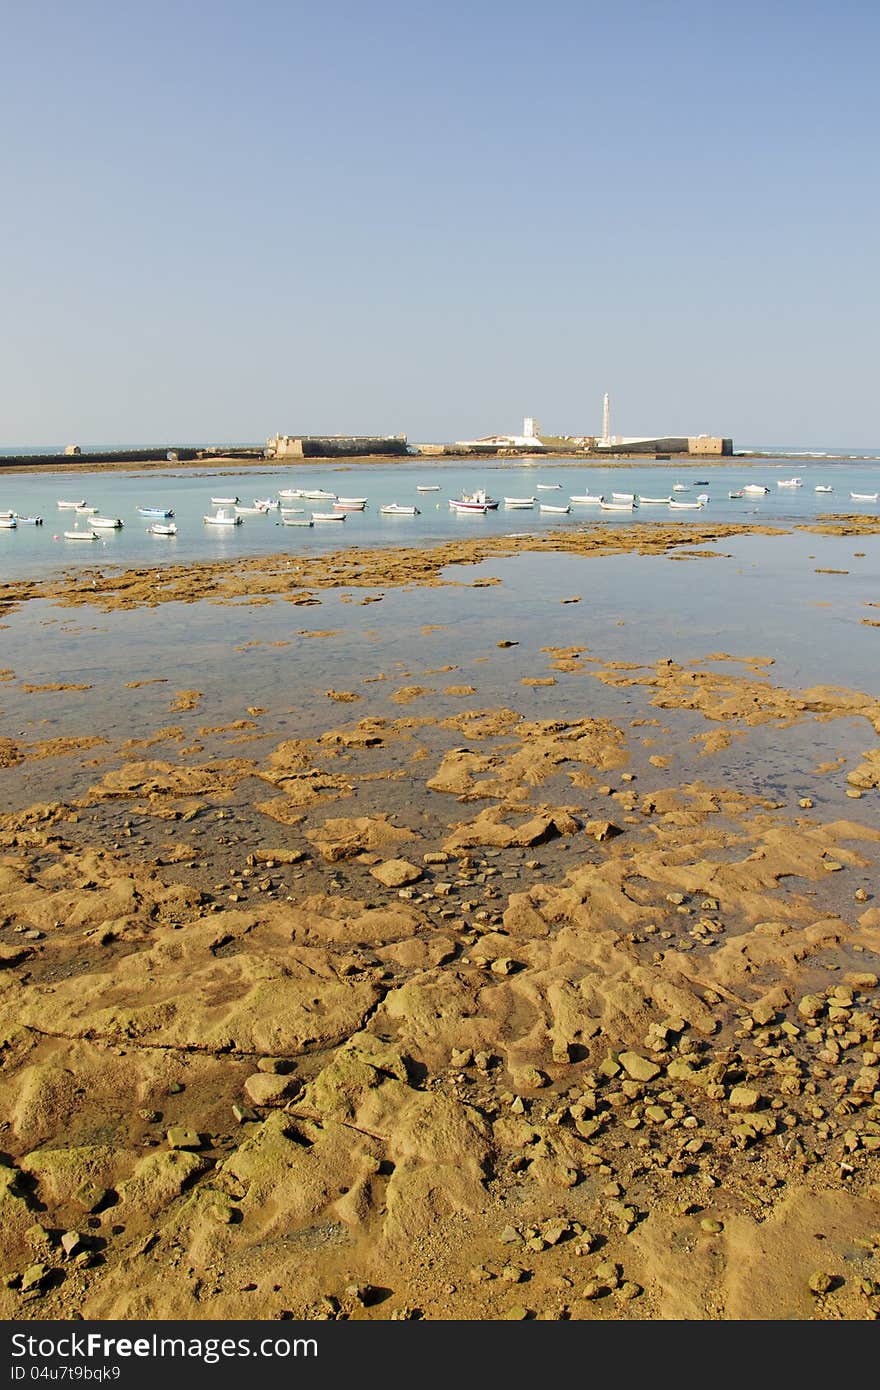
728 1086 761 1111
583 820 623 842
618 1052 661 1083
512 1067 547 1090
502 1305 529 1319
797 994 824 1020
490 957 518 976
243 1073 297 1107
700 1218 724 1233
808 1271 834 1295
369 858 423 888
165 1126 202 1150
60 1231 83 1258
20 1263 50 1292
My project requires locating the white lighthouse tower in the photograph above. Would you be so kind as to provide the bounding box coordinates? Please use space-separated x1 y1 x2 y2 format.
602 392 611 445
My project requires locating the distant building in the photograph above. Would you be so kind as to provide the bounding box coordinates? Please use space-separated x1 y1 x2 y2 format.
266 433 408 459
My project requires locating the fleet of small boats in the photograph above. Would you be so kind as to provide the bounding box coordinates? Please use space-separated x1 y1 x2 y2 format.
3 472 873 552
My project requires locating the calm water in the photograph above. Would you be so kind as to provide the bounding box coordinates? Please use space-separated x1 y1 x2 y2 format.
1 455 879 582
1 532 877 821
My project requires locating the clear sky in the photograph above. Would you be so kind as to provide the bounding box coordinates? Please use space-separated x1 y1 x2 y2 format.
2 0 878 447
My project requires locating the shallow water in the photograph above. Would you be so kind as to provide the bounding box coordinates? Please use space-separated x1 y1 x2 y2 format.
1 532 877 825
1 454 879 582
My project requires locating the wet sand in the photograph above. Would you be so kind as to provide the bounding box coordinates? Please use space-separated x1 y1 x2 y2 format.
1 527 878 1322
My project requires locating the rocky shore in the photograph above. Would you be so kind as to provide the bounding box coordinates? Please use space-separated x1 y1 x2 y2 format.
0 528 878 1321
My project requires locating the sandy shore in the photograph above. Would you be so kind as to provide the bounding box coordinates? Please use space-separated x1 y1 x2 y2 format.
1 528 878 1322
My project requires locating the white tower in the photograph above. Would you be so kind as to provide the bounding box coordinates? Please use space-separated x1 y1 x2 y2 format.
602 393 610 444
523 416 539 439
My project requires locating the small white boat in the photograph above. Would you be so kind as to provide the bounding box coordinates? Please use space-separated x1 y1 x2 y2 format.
569 493 604 504
278 488 306 500
696 493 709 503
302 489 337 500
90 516 124 529
612 491 635 502
416 484 440 492
743 484 769 495
57 499 86 509
13 514 43 525
814 485 833 493
253 497 279 510
777 477 802 487
235 504 267 515
311 511 345 520
0 509 13 518
850 492 879 502
63 528 98 540
211 495 239 505
203 508 242 526
668 499 704 510
0 516 16 529
148 521 178 536
637 495 672 504
75 504 99 514
138 506 175 517
540 503 570 513
600 500 633 511
728 489 744 499
380 503 420 515
334 498 367 511
672 483 690 492
280 516 314 527
503 496 536 507
449 489 497 511
536 483 562 490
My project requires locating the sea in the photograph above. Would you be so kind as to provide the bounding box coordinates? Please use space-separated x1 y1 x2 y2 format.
1 447 879 584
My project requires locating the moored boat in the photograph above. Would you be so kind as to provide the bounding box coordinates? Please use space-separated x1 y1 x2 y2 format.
57 499 86 509
416 484 440 492
777 477 803 487
728 489 744 498
569 493 604 504
0 515 17 529
668 499 704 510
611 491 635 502
280 516 314 526
503 497 536 508
743 484 769 495
63 527 98 540
138 506 175 517
203 508 242 526
599 500 633 511
148 521 178 536
311 511 346 520
536 483 562 490
814 485 833 493
380 503 420 515
90 516 124 529
539 503 570 513
13 514 43 525
211 495 239 505
637 495 672 504
850 492 879 501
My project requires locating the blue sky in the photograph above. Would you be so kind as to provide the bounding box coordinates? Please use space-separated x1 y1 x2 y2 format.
2 0 878 446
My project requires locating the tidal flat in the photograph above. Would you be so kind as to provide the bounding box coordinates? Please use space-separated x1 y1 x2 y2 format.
1 523 879 1321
